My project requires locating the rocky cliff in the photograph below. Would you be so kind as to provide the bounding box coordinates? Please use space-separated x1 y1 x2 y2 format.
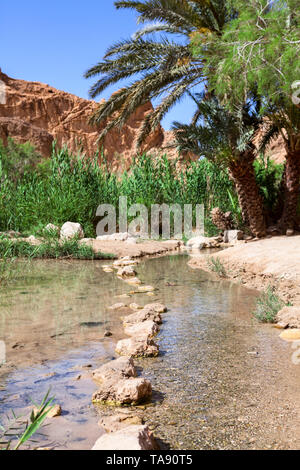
0 71 286 168
0 71 173 170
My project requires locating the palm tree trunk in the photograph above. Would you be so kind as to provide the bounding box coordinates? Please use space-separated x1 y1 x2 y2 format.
229 149 266 238
228 171 249 224
279 149 300 231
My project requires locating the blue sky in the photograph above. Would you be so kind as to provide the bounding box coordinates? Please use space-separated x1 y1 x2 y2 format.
0 0 195 129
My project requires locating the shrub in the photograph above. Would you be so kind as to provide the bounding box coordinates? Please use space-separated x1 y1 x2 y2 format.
252 286 285 323
207 256 227 277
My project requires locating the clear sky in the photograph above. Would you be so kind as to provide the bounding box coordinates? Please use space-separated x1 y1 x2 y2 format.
0 0 195 130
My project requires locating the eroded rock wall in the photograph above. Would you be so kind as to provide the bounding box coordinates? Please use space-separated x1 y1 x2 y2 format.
0 71 166 169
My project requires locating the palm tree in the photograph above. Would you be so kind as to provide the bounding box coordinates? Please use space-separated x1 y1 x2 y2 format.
201 0 300 233
260 102 300 232
85 0 228 145
172 94 266 237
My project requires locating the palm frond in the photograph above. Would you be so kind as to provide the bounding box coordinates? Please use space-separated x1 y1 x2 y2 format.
85 0 228 144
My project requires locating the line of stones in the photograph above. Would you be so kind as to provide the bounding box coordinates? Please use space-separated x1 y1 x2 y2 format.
91 257 167 450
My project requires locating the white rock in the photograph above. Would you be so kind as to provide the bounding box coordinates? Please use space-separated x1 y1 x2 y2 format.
276 306 300 329
44 223 60 234
123 309 162 327
124 320 159 338
113 258 138 267
60 222 84 240
223 230 244 243
187 236 210 249
145 303 167 313
129 303 143 311
92 357 137 383
97 232 129 241
92 378 152 405
98 414 143 433
117 266 137 278
116 336 159 357
92 425 158 450
138 285 155 292
108 303 128 310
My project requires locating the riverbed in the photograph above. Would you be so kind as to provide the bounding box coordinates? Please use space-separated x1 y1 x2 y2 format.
0 255 299 450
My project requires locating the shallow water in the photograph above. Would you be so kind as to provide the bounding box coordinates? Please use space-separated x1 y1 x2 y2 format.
0 255 299 450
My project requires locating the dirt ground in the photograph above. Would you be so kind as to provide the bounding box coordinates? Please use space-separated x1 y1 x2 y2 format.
189 235 300 306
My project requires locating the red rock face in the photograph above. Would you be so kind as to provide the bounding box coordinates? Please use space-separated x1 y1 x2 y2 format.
0 71 167 169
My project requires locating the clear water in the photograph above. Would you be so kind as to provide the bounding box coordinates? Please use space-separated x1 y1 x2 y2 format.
0 255 299 450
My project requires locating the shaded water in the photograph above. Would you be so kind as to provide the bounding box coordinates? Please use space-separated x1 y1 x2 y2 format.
0 255 299 450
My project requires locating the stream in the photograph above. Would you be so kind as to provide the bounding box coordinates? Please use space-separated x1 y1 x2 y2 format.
0 254 299 450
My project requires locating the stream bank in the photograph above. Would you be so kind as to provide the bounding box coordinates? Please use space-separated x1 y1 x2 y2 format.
189 235 300 307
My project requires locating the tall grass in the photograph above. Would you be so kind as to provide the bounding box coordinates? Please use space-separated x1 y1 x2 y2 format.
0 140 283 238
0 390 55 450
0 237 115 261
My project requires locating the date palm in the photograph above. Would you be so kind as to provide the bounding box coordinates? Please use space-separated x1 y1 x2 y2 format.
172 94 266 237
201 0 300 233
85 0 228 146
261 102 300 232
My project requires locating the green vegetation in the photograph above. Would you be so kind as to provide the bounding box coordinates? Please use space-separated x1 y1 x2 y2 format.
192 0 300 232
252 286 285 324
0 237 115 262
0 257 18 286
0 390 55 450
85 0 299 236
0 141 283 240
207 256 227 278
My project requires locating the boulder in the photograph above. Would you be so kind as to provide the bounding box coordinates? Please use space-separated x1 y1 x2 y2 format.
47 404 62 418
117 266 137 278
279 329 300 342
33 404 62 418
129 303 143 311
124 320 159 338
99 414 144 433
144 303 167 314
92 425 159 450
113 258 138 268
92 377 152 406
138 285 155 293
123 309 162 327
92 357 137 383
44 223 60 234
103 267 114 273
60 222 84 240
276 306 300 329
223 230 244 244
187 236 219 250
116 336 159 358
108 303 128 310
